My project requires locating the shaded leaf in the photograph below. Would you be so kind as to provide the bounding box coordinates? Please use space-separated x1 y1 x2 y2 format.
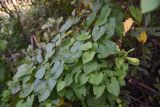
57 80 65 92
95 5 111 26
107 77 120 96
64 74 73 87
97 40 117 58
129 5 142 23
93 85 105 99
83 61 98 73
89 72 103 85
0 40 7 51
79 74 89 85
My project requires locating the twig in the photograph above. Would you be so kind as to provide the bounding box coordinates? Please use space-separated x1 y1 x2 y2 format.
127 77 160 95
128 95 144 105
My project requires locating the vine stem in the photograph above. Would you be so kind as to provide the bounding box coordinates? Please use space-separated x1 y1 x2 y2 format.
126 77 160 95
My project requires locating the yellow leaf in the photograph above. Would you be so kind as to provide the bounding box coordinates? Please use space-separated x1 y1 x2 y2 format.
123 18 134 35
136 32 147 44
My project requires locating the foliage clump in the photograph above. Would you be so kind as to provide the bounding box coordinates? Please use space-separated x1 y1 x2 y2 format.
1 0 160 107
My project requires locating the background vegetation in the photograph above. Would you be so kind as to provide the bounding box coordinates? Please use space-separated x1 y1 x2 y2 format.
0 0 160 107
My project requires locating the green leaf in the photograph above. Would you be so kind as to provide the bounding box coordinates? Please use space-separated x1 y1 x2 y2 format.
81 42 92 51
87 94 107 107
115 58 124 69
60 17 80 32
47 78 56 92
104 18 116 37
26 95 34 107
70 41 82 52
85 13 96 28
13 64 33 80
141 0 160 13
51 60 64 79
95 5 111 26
144 14 151 27
79 74 89 85
89 72 103 85
76 31 91 41
74 70 82 84
83 61 98 73
23 75 31 83
39 89 50 102
93 85 105 99
57 80 65 92
45 43 55 60
15 100 25 107
97 40 117 58
34 80 51 102
73 85 86 100
65 89 75 100
125 57 140 65
82 51 96 64
20 83 34 98
107 77 120 96
0 40 7 51
92 26 106 42
129 5 142 23
0 64 5 82
7 81 20 94
35 67 46 79
64 74 73 87
92 0 103 12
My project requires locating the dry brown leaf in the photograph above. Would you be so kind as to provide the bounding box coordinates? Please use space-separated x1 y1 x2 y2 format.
123 18 134 35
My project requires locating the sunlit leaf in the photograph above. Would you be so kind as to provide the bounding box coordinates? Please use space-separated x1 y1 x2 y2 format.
82 51 96 64
81 42 92 51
